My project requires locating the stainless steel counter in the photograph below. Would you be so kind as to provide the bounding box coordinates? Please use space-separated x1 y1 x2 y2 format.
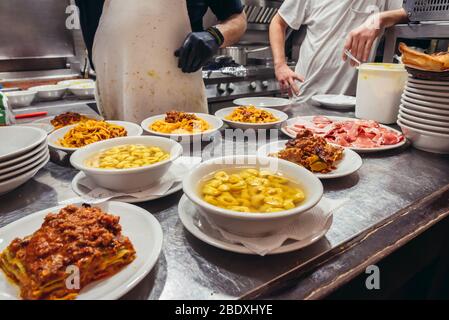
2 103 449 300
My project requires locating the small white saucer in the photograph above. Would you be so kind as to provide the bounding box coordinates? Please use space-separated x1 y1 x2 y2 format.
178 195 333 255
312 94 356 109
72 171 183 203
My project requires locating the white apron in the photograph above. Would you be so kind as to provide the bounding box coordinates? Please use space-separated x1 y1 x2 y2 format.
93 0 208 123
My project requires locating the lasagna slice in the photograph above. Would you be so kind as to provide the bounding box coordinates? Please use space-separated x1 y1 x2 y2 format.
0 205 136 300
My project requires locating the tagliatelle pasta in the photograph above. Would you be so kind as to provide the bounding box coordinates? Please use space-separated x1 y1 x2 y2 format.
226 106 278 124
58 120 127 148
150 111 210 134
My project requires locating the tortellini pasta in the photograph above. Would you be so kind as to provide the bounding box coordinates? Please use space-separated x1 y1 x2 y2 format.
201 169 305 213
86 144 170 169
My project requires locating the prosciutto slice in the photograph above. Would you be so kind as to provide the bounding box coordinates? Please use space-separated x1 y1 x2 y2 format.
286 116 404 149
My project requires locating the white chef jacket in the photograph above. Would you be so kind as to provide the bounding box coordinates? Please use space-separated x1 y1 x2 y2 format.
279 0 403 102
93 0 208 123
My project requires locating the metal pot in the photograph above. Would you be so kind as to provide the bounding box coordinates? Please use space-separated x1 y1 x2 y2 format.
218 46 270 65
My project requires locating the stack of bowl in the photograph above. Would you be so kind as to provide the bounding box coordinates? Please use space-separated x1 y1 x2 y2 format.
0 126 49 195
398 76 449 154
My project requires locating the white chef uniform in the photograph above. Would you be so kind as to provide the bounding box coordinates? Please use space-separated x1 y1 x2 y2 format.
278 0 403 102
93 0 208 123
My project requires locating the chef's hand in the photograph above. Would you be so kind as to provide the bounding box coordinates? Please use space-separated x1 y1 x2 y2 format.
343 14 382 67
275 63 304 97
175 30 221 73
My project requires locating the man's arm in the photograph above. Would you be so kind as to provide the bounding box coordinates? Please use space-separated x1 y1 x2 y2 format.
343 8 409 66
215 12 247 48
269 13 303 96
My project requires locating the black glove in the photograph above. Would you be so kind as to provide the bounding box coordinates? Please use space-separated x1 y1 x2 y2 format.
175 27 224 73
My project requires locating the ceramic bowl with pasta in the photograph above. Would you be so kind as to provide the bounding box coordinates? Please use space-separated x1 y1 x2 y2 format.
70 136 183 192
48 120 143 154
215 106 288 130
182 155 323 237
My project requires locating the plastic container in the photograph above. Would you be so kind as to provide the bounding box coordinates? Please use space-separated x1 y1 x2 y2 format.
355 63 408 124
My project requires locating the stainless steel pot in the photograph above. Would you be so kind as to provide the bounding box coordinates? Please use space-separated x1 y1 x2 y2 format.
218 46 270 65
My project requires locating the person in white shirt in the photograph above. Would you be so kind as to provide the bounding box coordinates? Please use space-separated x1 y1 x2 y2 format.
269 0 408 102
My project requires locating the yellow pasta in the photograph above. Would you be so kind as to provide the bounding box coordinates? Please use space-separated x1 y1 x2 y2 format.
226 106 279 124
85 144 170 169
151 111 210 134
58 120 127 148
200 169 305 213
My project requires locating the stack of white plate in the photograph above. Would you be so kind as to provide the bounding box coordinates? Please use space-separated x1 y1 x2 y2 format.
0 126 49 195
398 77 449 154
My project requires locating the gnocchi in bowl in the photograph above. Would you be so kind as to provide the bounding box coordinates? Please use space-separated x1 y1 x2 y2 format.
70 136 183 192
183 155 323 237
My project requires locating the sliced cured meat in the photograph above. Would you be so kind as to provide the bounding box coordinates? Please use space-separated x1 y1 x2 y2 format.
286 116 404 149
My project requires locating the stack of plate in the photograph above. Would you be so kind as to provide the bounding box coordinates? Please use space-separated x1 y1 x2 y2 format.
398 77 449 154
0 126 49 195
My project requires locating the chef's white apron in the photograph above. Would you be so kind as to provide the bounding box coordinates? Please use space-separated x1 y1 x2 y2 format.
92 0 208 123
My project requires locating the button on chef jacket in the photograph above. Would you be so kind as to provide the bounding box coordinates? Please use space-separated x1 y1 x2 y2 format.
76 0 243 123
279 0 403 103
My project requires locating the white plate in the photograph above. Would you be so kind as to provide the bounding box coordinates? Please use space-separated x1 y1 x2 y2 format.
72 171 183 203
398 114 449 134
402 94 449 110
281 116 406 153
406 81 449 92
404 91 449 104
399 110 449 128
0 154 48 196
0 147 48 175
233 97 292 110
401 100 449 116
0 140 47 169
18 123 54 134
58 79 94 87
178 195 332 255
407 77 449 86
0 126 47 162
214 107 288 130
400 105 449 122
312 94 356 109
141 113 223 138
32 113 104 129
0 201 163 300
48 121 143 154
0 152 49 182
405 86 449 98
257 140 362 179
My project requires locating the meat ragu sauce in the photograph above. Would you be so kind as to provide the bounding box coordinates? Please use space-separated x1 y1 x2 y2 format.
0 205 136 300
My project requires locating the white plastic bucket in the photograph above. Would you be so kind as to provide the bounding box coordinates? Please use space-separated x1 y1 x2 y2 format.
355 63 408 124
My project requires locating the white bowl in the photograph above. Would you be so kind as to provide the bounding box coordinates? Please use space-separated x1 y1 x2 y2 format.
70 136 183 192
0 146 48 176
233 97 292 110
0 141 47 169
398 114 449 134
182 155 324 237
405 85 449 98
69 83 96 99
48 120 143 154
58 79 94 87
398 120 449 154
0 151 49 181
401 100 449 116
0 126 47 162
398 110 449 128
141 113 223 139
28 85 68 101
400 105 449 122
0 154 49 196
4 90 36 108
215 107 288 130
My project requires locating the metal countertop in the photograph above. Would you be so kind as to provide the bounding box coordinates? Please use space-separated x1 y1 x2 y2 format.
2 102 449 300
